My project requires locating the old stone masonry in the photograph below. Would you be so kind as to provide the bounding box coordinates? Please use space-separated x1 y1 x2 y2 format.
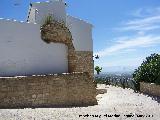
0 0 97 108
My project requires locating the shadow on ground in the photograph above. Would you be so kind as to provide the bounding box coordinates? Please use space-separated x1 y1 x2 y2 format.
143 93 160 103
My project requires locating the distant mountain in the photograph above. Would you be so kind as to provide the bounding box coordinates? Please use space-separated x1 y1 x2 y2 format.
97 66 138 74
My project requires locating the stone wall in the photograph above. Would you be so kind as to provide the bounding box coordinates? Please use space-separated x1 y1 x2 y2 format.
140 82 160 96
0 18 96 108
68 51 94 78
41 20 72 44
40 20 94 78
74 51 94 78
0 72 97 108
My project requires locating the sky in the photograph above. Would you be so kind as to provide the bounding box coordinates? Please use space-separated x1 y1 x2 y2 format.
0 0 160 72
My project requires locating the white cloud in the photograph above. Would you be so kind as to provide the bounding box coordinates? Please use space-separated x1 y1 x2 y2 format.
132 7 160 18
119 15 160 32
95 7 160 69
131 8 144 17
95 35 160 57
122 48 136 52
121 24 160 31
99 7 160 57
117 7 160 32
127 15 160 25
137 31 145 35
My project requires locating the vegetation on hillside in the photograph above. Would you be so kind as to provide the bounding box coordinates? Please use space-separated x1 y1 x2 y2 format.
94 74 137 91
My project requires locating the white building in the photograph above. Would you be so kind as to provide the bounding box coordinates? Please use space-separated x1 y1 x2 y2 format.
0 0 93 76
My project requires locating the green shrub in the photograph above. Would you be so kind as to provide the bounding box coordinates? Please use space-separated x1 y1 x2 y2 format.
133 53 160 85
95 66 102 75
43 15 53 26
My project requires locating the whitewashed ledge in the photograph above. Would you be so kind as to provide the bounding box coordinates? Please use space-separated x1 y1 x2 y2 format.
0 72 86 78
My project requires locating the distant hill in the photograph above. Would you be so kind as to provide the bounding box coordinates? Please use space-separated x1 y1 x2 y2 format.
95 66 138 75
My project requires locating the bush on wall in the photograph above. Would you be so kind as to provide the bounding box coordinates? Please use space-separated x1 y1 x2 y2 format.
40 14 67 44
43 14 53 26
133 53 160 85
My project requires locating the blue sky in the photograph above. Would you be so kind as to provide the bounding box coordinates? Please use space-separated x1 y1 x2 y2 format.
1 0 160 72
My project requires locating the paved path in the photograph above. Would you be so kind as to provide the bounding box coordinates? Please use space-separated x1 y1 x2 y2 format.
0 84 159 120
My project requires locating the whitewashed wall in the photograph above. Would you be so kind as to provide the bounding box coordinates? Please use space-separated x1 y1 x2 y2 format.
0 19 68 76
28 7 35 23
66 15 93 51
28 1 93 52
29 1 66 24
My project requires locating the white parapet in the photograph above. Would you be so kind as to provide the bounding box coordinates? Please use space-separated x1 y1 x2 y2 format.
0 20 68 76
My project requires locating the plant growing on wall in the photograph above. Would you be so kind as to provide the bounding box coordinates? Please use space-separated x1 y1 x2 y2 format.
133 53 160 85
40 14 54 43
40 14 68 44
43 14 53 26
95 66 102 75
